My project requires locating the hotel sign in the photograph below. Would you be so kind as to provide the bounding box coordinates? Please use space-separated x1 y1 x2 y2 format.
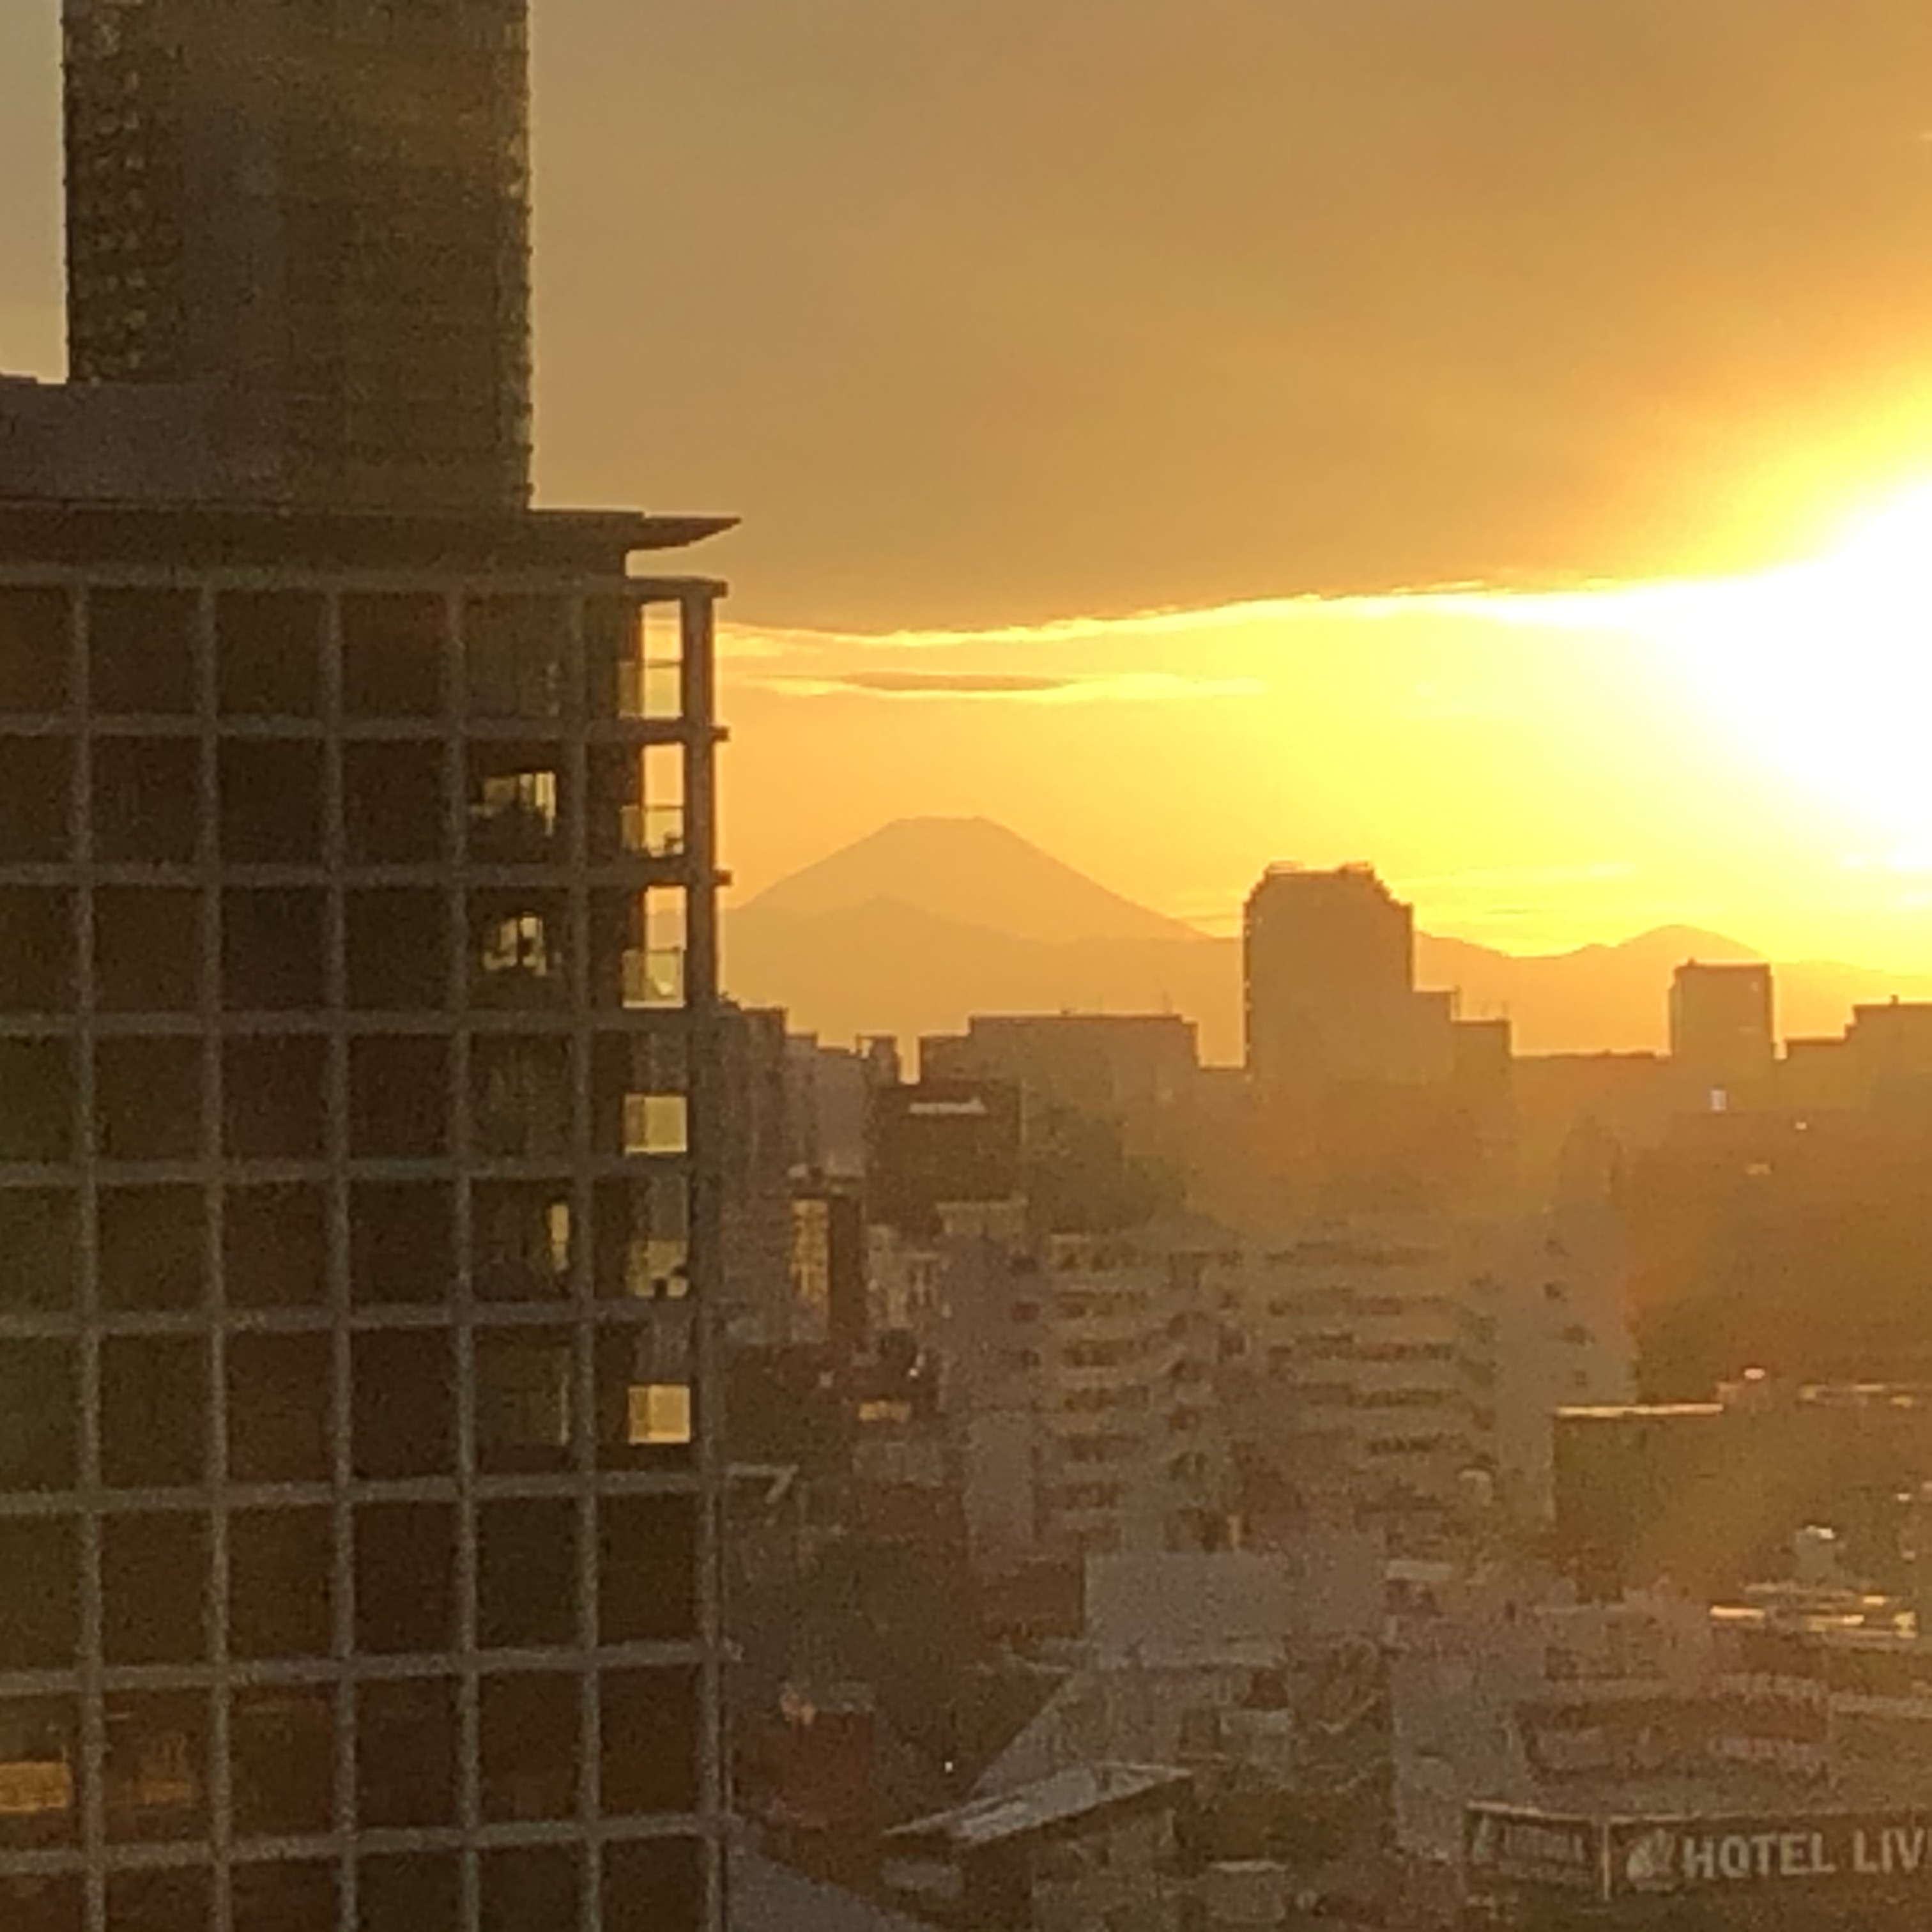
1464 1805 1600 1892
1610 1814 1932 1897
1469 1807 1932 1903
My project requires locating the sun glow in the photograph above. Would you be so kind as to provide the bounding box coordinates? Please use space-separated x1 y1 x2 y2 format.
1480 483 1932 854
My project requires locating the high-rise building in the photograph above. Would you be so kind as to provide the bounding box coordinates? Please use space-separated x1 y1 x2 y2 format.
63 0 532 512
0 507 730 1932
0 10 734 1932
1667 960 1774 1098
1243 864 1423 1089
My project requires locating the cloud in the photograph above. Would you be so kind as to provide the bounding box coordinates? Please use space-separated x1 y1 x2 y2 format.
740 668 1265 704
532 0 1932 629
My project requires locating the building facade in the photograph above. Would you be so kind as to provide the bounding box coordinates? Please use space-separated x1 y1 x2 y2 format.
1242 865 1440 1091
1667 962 1774 1100
62 0 532 512
0 503 730 1932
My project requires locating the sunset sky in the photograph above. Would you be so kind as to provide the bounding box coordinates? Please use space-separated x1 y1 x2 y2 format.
5 3 1932 963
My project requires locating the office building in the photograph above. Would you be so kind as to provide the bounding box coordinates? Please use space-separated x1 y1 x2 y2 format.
0 5 735 1930
919 1013 1200 1121
1242 864 1431 1089
62 0 532 511
1668 961 1774 1098
0 506 730 1932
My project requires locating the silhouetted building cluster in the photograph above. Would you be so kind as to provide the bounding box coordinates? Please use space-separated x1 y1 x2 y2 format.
705 854 1932 1929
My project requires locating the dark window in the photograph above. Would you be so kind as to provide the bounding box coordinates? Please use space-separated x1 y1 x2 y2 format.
222 889 325 1009
584 599 641 723
464 596 566 719
355 1503 454 1655
223 1036 326 1160
466 742 565 862
350 1182 454 1306
358 1857 459 1932
600 1669 699 1814
349 1036 448 1157
0 1340 77 1491
0 1190 77 1311
230 1509 333 1660
481 1846 579 1932
0 587 70 712
586 741 643 863
105 1868 211 1930
0 1519 78 1670
224 1183 328 1308
95 887 199 1012
356 1679 456 1828
476 1328 574 1475
232 1862 337 1932
0 1040 73 1165
219 741 321 863
346 740 446 863
232 1685 334 1837
101 1336 206 1489
217 591 321 717
96 1038 201 1162
89 588 196 716
0 1698 79 1850
352 1331 454 1478
0 1874 82 1932
588 888 646 1010
347 890 448 1010
480 1676 578 1823
99 1186 204 1312
102 1514 206 1665
473 1181 572 1302
600 1495 698 1643
471 1032 572 1158
477 1498 578 1650
595 1174 689 1300
91 737 198 864
228 1333 332 1483
0 889 73 1013
343 594 445 719
603 1838 703 1932
103 1690 207 1841
0 737 72 861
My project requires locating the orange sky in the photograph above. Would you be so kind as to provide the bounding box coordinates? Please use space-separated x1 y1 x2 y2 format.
719 484 1932 966
6 4 1932 962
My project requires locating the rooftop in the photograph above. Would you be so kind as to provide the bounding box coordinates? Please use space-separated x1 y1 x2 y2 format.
0 496 735 575
887 1763 1192 1856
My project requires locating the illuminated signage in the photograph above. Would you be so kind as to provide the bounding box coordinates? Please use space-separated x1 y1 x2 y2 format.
1468 1808 1932 1903
1610 1814 1932 1896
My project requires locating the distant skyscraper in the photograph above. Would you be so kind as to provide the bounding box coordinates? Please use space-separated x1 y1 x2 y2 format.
63 0 532 511
1669 960 1774 1096
1243 864 1422 1088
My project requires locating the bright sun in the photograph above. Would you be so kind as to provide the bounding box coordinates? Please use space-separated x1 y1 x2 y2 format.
1517 483 1932 853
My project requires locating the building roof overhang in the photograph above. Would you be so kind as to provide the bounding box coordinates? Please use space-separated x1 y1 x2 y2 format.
0 496 737 575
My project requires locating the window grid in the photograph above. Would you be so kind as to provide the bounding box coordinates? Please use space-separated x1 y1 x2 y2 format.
0 574 725 1932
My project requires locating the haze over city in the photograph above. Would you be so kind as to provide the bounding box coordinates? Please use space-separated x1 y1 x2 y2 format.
10 3 1932 965
18 6 1932 1932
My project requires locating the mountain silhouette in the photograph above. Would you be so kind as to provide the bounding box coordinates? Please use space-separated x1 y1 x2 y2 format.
741 816 1206 947
724 821 1932 1063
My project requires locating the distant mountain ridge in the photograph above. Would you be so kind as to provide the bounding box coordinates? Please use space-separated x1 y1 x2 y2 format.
744 816 1206 946
724 820 1932 1063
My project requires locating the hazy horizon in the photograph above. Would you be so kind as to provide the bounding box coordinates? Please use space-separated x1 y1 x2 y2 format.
9 3 1932 965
